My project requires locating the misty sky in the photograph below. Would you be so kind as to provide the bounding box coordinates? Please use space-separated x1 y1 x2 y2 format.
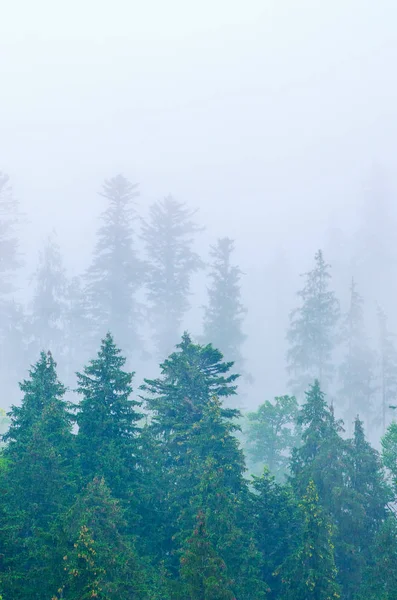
2 0 397 401
2 0 397 271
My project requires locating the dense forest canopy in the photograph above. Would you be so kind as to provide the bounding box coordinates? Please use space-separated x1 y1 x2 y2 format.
1 170 397 598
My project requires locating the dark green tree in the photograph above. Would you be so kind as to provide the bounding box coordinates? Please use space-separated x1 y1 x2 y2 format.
0 351 74 599
179 510 235 600
84 175 144 362
339 417 391 598
377 305 397 434
339 278 376 434
246 395 299 479
55 477 157 600
356 517 397 600
250 469 300 600
75 333 142 506
381 421 397 490
202 237 247 376
287 250 340 395
277 479 341 600
142 196 203 358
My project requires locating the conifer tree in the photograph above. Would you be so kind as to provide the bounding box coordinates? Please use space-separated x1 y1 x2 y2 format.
0 351 74 599
287 250 340 395
64 275 92 384
202 237 247 375
142 196 203 358
85 175 144 362
340 417 391 598
246 395 299 479
277 480 340 600
55 477 156 600
75 333 142 506
29 232 68 363
339 278 376 433
179 510 235 600
377 305 397 434
250 470 300 600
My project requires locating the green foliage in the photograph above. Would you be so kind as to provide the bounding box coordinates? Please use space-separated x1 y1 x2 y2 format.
381 421 397 489
55 477 156 600
250 469 300 600
246 395 299 479
287 250 340 395
0 351 74 599
179 511 235 600
277 479 341 600
75 333 142 503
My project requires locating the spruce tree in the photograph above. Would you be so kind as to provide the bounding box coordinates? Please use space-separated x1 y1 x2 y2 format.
377 305 397 434
142 196 203 358
287 250 340 395
55 477 156 600
141 335 242 572
179 510 235 600
84 175 144 362
339 278 376 433
202 237 247 375
277 480 340 600
0 351 74 599
28 232 67 363
75 333 142 506
246 395 299 479
250 470 300 600
340 417 391 598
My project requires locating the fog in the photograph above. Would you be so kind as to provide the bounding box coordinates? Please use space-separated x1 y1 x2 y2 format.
2 0 397 434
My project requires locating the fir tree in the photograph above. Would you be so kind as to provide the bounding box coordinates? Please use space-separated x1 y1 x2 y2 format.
377 305 397 434
28 232 67 362
357 517 397 600
84 175 144 362
179 510 235 600
287 250 340 395
277 479 341 600
75 333 142 506
339 278 376 433
142 196 203 358
340 417 391 598
250 470 300 600
246 395 299 479
202 237 247 376
55 477 156 600
0 351 74 599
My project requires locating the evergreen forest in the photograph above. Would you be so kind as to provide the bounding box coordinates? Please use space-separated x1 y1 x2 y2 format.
1 171 397 599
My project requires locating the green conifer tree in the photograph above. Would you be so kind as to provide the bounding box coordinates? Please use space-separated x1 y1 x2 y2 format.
179 510 235 600
287 250 340 395
55 477 156 600
75 333 142 505
0 351 74 599
277 480 340 600
246 395 299 479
